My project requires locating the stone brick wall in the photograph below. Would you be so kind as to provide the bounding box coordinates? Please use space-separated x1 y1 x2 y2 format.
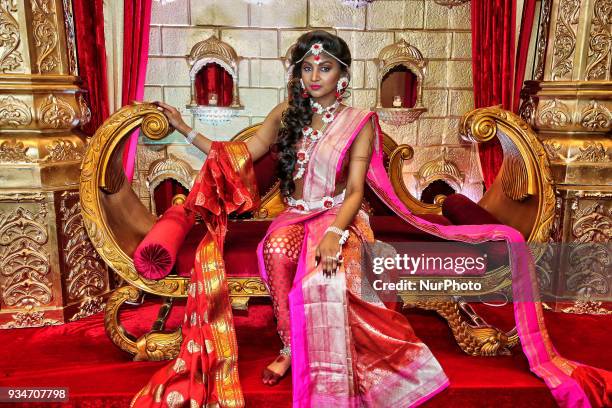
139 0 481 205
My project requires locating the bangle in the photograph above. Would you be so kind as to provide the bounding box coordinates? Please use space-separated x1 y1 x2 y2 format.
186 129 198 144
325 226 350 245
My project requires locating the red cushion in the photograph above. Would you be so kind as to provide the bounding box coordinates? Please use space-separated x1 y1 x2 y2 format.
134 205 195 279
176 221 272 277
442 193 502 225
175 211 508 278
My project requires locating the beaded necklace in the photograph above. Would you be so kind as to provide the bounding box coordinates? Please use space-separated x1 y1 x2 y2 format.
294 99 341 180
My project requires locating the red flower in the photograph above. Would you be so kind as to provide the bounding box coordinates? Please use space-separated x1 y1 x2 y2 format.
323 199 333 208
312 107 318 112
312 130 319 136
325 113 332 119
297 151 306 161
313 44 320 49
296 204 305 211
303 126 308 131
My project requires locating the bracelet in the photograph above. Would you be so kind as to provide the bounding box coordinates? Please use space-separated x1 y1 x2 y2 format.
325 226 350 245
185 129 198 144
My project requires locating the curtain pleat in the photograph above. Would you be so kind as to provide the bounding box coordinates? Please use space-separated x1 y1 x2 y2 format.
471 0 536 188
121 0 153 181
72 0 110 136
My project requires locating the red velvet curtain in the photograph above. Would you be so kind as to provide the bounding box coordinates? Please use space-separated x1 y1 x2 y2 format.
72 0 109 136
514 0 537 112
471 0 515 188
404 70 418 108
153 179 189 216
121 0 153 181
195 63 234 106
471 0 536 188
381 67 418 108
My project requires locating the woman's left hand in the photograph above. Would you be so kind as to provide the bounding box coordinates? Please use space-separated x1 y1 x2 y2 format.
315 232 342 277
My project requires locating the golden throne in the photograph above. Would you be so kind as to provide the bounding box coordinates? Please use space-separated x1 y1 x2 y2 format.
79 103 554 361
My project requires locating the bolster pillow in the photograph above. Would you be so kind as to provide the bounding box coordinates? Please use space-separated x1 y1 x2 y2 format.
442 193 502 225
134 205 196 280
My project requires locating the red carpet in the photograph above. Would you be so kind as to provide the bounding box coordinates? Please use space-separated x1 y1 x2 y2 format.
1 298 610 407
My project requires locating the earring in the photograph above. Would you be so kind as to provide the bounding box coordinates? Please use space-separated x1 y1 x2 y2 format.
300 78 309 98
336 76 349 101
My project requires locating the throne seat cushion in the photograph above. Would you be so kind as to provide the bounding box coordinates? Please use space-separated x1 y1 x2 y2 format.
442 193 502 226
174 212 507 278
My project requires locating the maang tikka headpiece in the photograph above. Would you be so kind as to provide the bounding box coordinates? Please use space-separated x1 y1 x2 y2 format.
295 42 349 67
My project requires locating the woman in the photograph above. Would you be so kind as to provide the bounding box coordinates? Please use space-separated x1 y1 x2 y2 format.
135 31 609 408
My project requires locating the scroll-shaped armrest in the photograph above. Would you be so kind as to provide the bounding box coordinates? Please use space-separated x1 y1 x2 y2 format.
133 205 196 280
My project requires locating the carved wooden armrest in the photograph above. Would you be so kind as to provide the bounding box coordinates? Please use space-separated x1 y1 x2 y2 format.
387 106 555 244
80 102 188 298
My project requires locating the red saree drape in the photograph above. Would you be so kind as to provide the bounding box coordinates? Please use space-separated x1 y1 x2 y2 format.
72 0 109 135
132 142 258 407
121 0 153 181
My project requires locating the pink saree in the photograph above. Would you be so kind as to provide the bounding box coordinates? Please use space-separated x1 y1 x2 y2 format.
256 107 611 407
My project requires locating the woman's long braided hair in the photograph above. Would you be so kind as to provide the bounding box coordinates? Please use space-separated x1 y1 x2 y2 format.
276 31 351 197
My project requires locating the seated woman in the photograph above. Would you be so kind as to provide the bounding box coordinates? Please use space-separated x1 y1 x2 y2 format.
132 31 610 408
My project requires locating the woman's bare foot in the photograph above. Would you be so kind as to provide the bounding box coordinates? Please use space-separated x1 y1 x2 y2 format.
262 354 291 386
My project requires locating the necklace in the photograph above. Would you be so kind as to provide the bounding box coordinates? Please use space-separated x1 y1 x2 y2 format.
294 99 341 180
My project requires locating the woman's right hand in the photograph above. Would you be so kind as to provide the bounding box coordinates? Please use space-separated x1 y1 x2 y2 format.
154 101 190 134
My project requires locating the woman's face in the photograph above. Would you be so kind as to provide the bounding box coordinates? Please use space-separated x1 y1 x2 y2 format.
300 52 343 100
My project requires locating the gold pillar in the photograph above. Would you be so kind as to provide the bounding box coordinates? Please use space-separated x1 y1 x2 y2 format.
520 0 611 312
0 0 110 328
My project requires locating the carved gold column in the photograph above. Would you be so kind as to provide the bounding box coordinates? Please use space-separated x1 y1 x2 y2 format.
0 0 110 328
520 0 611 313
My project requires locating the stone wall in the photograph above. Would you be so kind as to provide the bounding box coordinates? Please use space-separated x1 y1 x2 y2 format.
138 0 481 206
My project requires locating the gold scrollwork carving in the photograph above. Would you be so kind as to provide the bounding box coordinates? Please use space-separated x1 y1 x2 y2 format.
561 299 612 314
404 301 519 356
572 201 611 243
0 139 33 162
0 311 60 328
80 103 183 296
226 278 267 297
31 0 59 73
538 99 571 127
104 286 182 360
586 0 611 80
77 93 91 126
39 94 76 129
551 0 581 80
462 107 556 244
44 139 84 162
565 201 611 300
60 191 108 301
0 0 22 72
518 92 536 125
534 0 553 80
0 96 32 127
581 100 612 130
542 139 563 161
0 206 52 308
69 296 105 321
576 141 609 162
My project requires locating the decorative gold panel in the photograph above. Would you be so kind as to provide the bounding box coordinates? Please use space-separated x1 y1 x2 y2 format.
0 0 109 328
